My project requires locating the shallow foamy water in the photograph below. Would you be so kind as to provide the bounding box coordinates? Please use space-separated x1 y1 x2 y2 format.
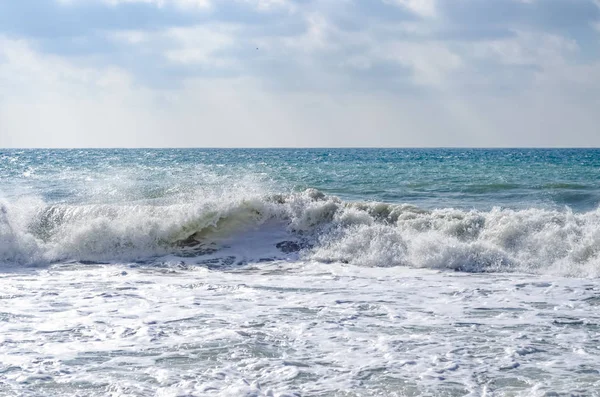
1 262 599 397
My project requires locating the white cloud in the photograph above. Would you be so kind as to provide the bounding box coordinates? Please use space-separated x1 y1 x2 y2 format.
0 37 132 95
470 31 578 66
163 25 237 66
109 30 149 45
58 0 212 9
2 35 600 148
455 30 600 94
238 0 294 12
385 0 437 17
108 24 238 67
248 12 460 88
382 42 463 87
57 0 297 11
3 1 600 148
280 13 336 53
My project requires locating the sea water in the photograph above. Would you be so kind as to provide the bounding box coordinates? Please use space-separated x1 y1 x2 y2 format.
1 148 599 396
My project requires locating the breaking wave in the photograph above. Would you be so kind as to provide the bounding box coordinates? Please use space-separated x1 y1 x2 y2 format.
1 189 600 277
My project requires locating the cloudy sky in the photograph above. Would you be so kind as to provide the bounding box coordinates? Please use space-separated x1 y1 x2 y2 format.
0 0 599 147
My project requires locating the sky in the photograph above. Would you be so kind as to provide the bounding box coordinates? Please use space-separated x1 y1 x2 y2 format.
0 0 599 148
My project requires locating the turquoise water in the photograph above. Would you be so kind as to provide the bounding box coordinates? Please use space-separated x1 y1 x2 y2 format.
1 148 600 272
2 148 600 210
2 149 600 396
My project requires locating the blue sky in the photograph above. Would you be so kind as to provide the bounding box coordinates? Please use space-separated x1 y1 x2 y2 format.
1 0 599 147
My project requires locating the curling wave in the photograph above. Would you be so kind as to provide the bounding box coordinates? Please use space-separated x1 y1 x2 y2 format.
1 189 600 276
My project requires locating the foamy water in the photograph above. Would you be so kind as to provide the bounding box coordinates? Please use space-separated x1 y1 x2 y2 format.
2 262 600 396
1 149 600 396
2 190 600 277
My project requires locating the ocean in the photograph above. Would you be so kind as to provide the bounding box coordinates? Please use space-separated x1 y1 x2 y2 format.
1 148 599 396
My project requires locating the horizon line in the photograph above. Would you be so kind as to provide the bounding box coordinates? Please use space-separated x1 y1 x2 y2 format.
1 147 600 150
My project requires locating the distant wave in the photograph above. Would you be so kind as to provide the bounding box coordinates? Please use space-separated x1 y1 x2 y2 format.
1 189 599 277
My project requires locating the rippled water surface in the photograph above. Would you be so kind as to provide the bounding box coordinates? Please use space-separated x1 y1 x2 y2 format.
2 263 600 396
2 148 599 210
1 149 600 396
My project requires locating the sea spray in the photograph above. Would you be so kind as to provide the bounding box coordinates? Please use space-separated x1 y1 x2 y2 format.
1 189 599 276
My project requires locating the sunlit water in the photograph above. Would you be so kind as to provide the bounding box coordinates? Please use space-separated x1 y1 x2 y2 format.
1 149 600 396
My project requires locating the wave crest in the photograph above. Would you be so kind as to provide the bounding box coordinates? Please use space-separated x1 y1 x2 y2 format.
1 190 600 276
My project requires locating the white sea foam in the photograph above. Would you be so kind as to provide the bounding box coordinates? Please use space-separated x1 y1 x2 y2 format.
1 189 600 276
1 262 599 396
